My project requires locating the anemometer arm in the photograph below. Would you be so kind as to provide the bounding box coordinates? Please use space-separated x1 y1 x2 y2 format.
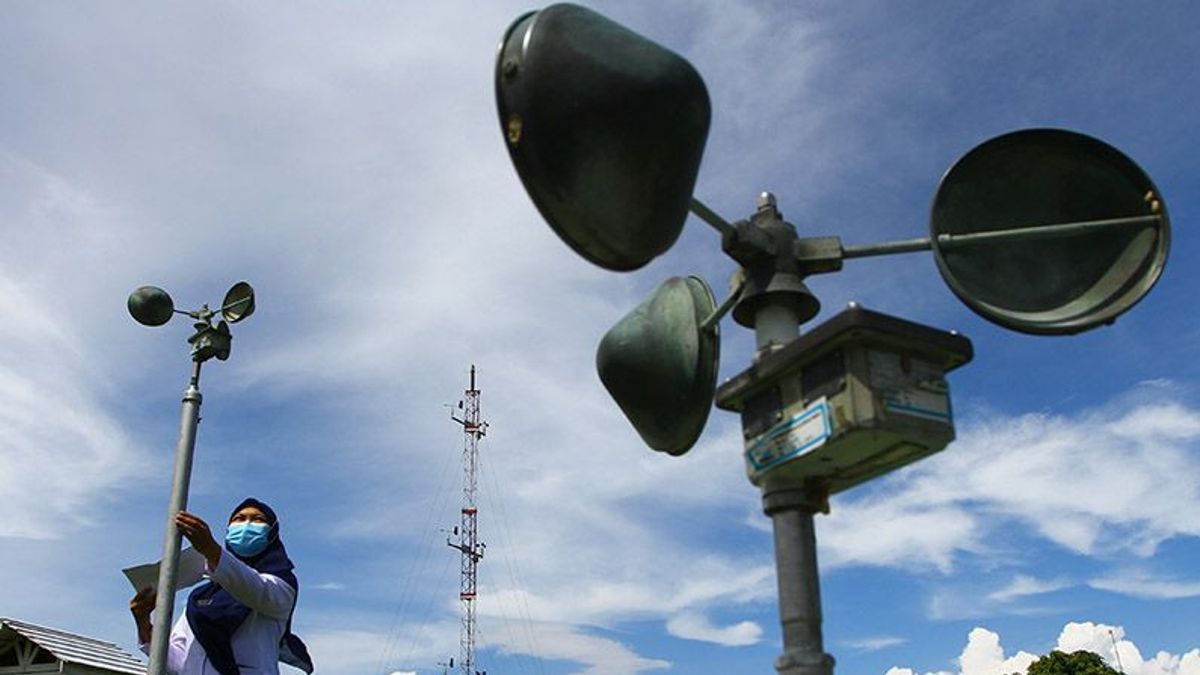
689 198 737 238
693 196 1164 270
841 213 1163 260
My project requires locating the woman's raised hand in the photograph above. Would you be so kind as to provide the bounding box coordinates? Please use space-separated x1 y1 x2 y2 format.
176 511 222 568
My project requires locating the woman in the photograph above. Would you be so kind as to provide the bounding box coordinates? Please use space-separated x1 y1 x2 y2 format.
129 498 313 675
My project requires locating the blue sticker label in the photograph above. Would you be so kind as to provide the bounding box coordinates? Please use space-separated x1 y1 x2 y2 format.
745 398 833 478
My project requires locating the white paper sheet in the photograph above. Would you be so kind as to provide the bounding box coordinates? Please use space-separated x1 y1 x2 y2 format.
123 547 208 592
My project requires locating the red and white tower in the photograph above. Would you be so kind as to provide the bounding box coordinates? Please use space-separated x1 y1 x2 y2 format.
448 366 487 675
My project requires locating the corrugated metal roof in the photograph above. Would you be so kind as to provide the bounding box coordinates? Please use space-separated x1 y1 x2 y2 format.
1 618 146 675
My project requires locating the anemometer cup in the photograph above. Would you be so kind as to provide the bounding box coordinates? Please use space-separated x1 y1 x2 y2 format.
931 128 1169 335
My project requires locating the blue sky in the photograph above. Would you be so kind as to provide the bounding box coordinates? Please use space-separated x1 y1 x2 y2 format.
1 2 1198 675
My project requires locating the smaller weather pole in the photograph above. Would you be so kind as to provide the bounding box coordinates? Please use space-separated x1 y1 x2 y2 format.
127 282 256 675
447 366 488 675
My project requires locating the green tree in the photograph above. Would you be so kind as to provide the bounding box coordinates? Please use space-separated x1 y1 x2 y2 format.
1024 649 1121 675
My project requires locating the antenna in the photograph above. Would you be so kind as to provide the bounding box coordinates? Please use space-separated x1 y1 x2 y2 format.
1109 629 1125 674
446 365 487 675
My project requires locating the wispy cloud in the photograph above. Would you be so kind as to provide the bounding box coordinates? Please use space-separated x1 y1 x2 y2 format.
665 612 763 647
986 575 1073 604
1089 571 1200 600
0 200 152 537
488 620 671 675
306 625 454 675
928 583 1068 622
843 636 907 653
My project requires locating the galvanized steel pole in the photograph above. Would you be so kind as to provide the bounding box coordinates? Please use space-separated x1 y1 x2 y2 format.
764 492 835 675
147 360 203 675
745 193 835 675
754 316 835 675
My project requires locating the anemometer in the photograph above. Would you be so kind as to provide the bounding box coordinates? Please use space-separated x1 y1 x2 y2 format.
127 282 258 675
495 5 1169 674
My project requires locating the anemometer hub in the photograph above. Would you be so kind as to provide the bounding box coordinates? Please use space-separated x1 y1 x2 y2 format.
727 194 822 331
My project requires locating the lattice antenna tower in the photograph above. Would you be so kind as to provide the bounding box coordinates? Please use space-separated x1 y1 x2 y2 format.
447 365 488 675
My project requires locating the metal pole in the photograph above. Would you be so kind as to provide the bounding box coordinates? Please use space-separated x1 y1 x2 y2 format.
148 360 204 675
764 492 835 675
752 303 835 675
737 190 835 675
754 304 799 356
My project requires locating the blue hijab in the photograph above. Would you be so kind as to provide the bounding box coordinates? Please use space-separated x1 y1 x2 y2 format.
185 498 313 675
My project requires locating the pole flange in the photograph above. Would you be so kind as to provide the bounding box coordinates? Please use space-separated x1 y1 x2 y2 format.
762 485 831 516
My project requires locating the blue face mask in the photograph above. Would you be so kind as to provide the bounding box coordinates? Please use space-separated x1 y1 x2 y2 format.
225 522 271 557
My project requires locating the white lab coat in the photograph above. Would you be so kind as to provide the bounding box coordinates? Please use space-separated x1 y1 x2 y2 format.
141 549 297 675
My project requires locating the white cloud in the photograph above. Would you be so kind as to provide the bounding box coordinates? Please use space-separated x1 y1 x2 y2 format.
1089 571 1200 600
299 629 400 675
925 574 1075 621
821 501 980 573
481 558 774 629
309 623 457 675
1054 622 1200 675
665 611 763 647
889 622 1200 675
958 628 1039 675
843 636 907 652
0 269 150 538
986 575 1072 604
339 610 672 675
486 620 670 675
